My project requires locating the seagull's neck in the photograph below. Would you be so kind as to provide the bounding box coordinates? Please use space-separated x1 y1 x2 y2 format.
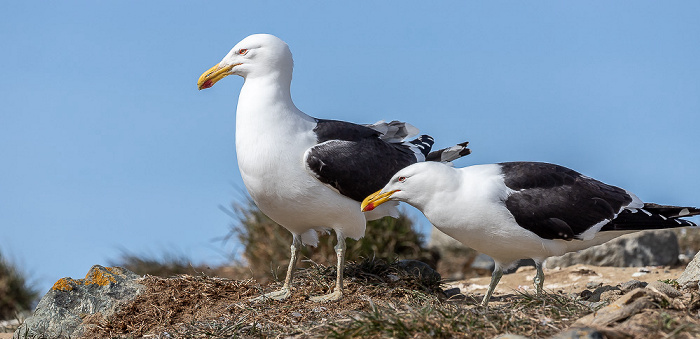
234 73 316 160
236 74 313 126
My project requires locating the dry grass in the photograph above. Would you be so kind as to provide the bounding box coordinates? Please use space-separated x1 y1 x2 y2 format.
318 290 599 339
82 258 446 338
79 258 700 338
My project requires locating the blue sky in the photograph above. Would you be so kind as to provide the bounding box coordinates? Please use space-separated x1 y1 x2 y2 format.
1 2 698 294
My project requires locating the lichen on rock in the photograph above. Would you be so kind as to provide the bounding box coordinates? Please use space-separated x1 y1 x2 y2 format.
14 265 144 339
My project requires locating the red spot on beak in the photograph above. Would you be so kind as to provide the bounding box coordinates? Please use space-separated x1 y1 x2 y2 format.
201 79 214 89
364 202 375 212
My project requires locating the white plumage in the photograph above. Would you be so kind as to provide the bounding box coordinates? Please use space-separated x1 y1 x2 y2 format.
197 34 469 301
362 161 698 306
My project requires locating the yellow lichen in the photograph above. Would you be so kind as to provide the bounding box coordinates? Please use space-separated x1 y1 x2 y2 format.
84 267 118 287
52 278 77 291
52 267 123 292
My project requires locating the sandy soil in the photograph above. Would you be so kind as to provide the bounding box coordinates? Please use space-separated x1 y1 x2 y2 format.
451 264 684 299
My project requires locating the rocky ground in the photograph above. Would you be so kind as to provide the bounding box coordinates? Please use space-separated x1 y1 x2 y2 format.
4 262 699 338
456 264 684 298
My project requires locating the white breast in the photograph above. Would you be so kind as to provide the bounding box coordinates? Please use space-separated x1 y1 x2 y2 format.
233 79 367 242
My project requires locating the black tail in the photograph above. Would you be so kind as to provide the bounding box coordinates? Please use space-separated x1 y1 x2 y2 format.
426 141 471 162
605 203 699 231
643 203 700 219
408 135 434 158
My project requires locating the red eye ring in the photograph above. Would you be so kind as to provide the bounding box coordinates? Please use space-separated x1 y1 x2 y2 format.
398 176 406 183
238 49 248 55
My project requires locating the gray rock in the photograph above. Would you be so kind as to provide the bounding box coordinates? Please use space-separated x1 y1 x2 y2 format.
545 230 679 268
620 280 647 293
14 265 144 338
678 250 700 286
648 280 683 298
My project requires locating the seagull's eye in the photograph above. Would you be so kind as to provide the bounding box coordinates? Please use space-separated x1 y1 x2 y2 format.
398 176 406 183
238 49 248 55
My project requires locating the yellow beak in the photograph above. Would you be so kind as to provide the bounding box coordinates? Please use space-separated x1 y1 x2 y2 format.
361 189 398 212
197 63 236 90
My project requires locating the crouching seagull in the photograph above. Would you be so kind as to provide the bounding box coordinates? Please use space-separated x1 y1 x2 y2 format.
361 161 699 306
197 34 470 302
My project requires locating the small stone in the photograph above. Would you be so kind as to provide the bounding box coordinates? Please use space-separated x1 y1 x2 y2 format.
579 290 593 300
620 280 647 293
648 281 682 298
443 287 461 298
599 290 622 302
291 312 302 318
586 282 602 289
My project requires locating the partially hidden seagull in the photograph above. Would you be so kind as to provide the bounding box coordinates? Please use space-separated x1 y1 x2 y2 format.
361 161 699 306
197 34 470 302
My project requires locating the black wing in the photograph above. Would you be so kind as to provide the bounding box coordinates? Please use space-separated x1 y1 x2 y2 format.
501 162 633 241
306 119 432 202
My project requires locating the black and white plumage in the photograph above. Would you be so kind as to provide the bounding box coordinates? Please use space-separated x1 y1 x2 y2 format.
197 34 470 302
361 161 699 306
308 119 434 202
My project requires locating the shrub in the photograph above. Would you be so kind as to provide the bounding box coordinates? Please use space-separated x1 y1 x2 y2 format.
0 251 38 320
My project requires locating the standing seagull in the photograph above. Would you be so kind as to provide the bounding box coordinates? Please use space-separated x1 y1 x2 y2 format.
197 34 470 302
361 161 699 306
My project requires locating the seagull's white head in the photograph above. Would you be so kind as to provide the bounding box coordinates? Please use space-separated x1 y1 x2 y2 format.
197 34 293 90
361 162 453 212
